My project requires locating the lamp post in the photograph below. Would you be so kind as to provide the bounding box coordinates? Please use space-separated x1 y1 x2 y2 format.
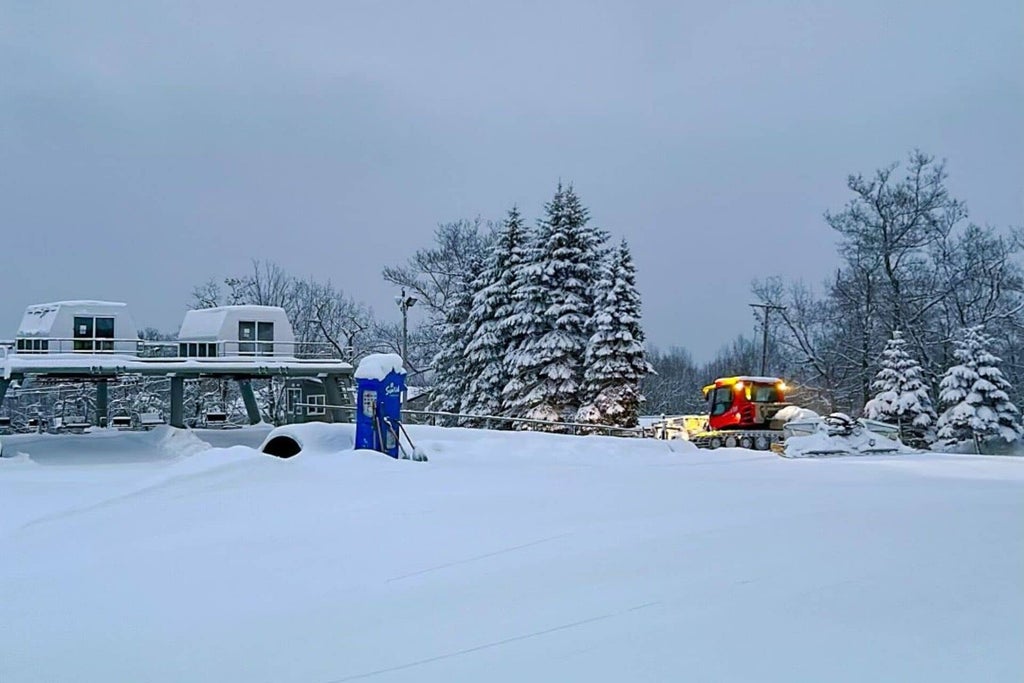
395 288 417 371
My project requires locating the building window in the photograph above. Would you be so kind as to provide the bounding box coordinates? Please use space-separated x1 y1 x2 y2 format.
179 342 219 358
238 320 275 356
307 394 326 416
73 316 115 352
15 338 46 353
95 317 114 351
258 321 274 355
74 316 94 351
238 321 256 355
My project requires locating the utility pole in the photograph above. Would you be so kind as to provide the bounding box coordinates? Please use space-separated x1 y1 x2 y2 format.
750 303 786 375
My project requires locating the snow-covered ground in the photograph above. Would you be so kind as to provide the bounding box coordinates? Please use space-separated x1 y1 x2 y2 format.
1 425 1022 682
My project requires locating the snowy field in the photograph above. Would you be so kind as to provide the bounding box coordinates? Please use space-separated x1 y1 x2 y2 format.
1 425 1022 682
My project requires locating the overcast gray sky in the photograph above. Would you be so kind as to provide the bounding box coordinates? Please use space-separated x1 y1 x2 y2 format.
2 1 1021 360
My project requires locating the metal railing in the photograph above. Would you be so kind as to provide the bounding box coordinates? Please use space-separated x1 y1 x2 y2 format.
149 339 351 359
8 337 353 360
11 337 143 355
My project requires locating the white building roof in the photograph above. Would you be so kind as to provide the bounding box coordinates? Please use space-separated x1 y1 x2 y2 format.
17 301 130 337
178 308 231 340
178 305 292 340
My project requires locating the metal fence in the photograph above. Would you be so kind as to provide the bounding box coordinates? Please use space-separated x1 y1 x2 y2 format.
296 402 650 438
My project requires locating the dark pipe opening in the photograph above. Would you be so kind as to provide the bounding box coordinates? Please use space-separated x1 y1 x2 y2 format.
262 435 302 459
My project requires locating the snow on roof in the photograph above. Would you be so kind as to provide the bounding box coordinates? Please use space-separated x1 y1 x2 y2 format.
710 376 785 386
354 353 406 380
32 300 128 308
18 301 132 337
178 308 230 340
178 305 290 340
17 307 58 336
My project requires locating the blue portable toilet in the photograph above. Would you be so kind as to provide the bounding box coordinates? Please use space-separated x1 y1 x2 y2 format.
353 353 406 458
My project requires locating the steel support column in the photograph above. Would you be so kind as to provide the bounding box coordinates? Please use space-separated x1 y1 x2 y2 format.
237 379 261 425
95 379 108 427
170 376 185 428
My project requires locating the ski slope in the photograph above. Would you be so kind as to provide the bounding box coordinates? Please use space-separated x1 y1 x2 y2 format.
1 425 1022 682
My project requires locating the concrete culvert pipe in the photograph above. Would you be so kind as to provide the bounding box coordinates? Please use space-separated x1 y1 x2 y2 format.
262 435 302 458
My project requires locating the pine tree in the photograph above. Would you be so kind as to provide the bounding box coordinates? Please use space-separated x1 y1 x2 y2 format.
936 325 1023 449
462 207 529 421
862 329 937 446
428 255 485 421
576 239 653 428
503 183 608 422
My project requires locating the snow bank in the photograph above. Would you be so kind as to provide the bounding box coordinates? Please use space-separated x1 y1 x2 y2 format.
354 352 406 380
0 425 211 464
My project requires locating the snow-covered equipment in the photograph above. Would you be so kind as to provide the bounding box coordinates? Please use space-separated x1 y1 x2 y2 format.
672 376 794 450
779 413 907 458
649 376 906 456
651 414 708 441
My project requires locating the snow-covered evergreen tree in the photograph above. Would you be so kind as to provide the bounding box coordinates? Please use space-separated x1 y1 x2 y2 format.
862 329 936 445
503 183 608 422
936 325 1023 449
576 239 653 428
462 207 529 421
428 254 485 421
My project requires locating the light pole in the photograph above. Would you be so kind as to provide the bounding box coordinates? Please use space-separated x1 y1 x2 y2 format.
394 288 417 371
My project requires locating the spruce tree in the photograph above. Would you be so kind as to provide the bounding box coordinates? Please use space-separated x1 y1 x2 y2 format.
576 239 652 428
936 325 1023 449
428 254 485 421
862 329 937 446
503 183 608 422
462 207 528 421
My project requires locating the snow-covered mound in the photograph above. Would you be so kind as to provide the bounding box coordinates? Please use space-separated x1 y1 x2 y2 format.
1 426 1021 682
0 425 211 464
259 421 357 457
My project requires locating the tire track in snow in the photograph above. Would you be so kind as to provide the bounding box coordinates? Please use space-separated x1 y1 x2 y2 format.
385 532 573 583
323 601 660 682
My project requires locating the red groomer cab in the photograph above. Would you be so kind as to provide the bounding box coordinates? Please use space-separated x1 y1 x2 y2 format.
702 376 790 431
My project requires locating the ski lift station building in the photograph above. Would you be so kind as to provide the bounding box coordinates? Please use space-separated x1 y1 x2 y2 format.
14 301 140 355
1 301 353 429
176 305 296 357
